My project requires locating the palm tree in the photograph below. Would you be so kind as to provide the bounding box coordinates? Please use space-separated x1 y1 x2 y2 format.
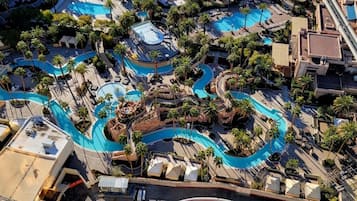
31 38 42 55
258 3 268 25
75 63 88 85
335 122 357 159
196 150 206 166
75 32 86 48
132 130 143 145
141 0 157 19
124 144 133 173
167 109 179 129
66 58 79 86
105 0 115 21
136 142 148 176
290 104 301 126
170 84 179 103
117 135 127 145
53 55 79 107
324 126 338 159
198 13 210 34
16 41 28 57
78 106 89 121
114 43 127 75
204 101 217 123
14 67 26 90
181 101 190 120
98 110 107 119
149 50 161 79
233 99 254 119
24 50 33 68
332 95 355 117
298 74 313 93
0 75 10 91
227 52 239 72
268 122 280 153
205 147 214 165
213 156 223 172
189 107 200 129
240 7 251 30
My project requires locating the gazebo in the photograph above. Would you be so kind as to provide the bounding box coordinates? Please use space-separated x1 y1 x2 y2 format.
147 158 164 177
285 179 300 198
305 182 321 201
59 36 78 48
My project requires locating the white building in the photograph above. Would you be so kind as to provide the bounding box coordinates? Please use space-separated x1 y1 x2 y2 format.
0 116 74 201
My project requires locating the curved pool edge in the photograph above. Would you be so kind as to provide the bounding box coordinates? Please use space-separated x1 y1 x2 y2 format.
192 64 217 99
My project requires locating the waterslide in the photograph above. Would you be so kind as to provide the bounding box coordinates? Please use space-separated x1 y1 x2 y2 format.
192 64 217 99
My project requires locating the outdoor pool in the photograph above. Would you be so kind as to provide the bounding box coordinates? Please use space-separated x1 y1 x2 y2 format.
125 90 142 102
192 64 217 99
96 83 126 101
213 9 271 32
137 11 148 21
67 2 110 16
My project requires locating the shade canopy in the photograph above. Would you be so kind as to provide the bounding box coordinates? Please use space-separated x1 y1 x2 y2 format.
165 163 182 181
305 183 321 201
147 158 164 177
184 165 199 182
265 175 280 193
285 179 300 197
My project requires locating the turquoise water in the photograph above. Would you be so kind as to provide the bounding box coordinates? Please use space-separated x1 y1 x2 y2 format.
346 5 357 20
97 83 126 101
125 90 142 102
113 53 173 76
68 2 110 16
192 64 217 99
263 37 273 45
137 11 148 18
12 51 96 77
214 9 271 32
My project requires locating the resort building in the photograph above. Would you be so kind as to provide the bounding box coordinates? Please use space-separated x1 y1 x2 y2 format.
0 116 74 201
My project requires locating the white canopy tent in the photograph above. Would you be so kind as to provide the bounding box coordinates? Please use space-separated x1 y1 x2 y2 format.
305 182 321 201
184 165 199 182
165 163 182 181
285 179 300 198
147 158 164 177
265 175 280 193
59 36 78 49
98 176 129 193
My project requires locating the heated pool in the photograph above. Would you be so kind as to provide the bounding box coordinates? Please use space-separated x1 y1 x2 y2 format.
213 9 271 32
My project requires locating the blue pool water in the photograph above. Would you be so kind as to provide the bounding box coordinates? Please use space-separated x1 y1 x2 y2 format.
68 2 110 16
113 53 173 76
97 83 126 101
192 64 217 99
346 5 357 20
214 9 271 32
12 51 96 77
262 37 273 45
137 11 148 19
125 90 142 102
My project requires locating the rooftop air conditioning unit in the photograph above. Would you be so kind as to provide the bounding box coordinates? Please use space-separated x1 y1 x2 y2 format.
42 138 54 148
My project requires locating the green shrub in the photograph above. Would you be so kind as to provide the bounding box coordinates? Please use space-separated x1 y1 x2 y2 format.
323 159 335 168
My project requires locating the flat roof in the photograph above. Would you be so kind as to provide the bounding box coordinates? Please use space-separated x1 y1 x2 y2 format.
291 17 308 36
98 176 129 189
0 150 54 201
7 116 70 158
0 116 73 201
319 4 339 34
272 43 289 66
308 33 341 59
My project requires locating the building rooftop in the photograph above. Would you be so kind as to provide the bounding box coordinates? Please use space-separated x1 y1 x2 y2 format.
0 116 73 201
319 4 339 34
308 33 342 59
272 43 289 66
291 17 308 36
7 116 70 158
